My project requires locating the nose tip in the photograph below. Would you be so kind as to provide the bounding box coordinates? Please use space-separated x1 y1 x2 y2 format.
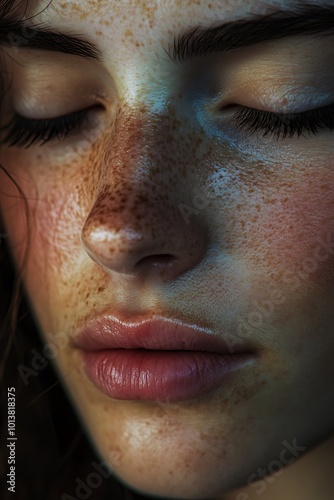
81 224 200 281
81 226 144 273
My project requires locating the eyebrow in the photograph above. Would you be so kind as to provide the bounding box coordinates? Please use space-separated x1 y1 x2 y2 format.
0 3 333 64
0 18 102 60
166 3 334 63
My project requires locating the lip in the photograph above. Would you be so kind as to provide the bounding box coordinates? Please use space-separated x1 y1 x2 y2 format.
75 315 257 402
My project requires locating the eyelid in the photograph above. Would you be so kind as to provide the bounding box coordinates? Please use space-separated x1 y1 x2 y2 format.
11 100 105 121
217 89 334 114
4 52 113 117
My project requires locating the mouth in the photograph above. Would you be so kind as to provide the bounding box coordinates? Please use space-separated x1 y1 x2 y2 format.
74 314 258 403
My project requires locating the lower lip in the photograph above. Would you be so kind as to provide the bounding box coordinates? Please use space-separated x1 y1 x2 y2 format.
80 349 255 402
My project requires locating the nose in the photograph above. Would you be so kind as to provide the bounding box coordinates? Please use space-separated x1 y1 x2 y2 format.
80 108 207 282
81 190 206 281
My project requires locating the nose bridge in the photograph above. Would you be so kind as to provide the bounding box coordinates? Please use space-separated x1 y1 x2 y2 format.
100 103 176 195
93 104 180 227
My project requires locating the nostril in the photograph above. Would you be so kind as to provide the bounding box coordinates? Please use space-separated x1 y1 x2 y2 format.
136 254 178 269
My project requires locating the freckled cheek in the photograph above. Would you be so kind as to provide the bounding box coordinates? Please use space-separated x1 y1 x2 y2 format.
232 177 334 290
0 169 83 290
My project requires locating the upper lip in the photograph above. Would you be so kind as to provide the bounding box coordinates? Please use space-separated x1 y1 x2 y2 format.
74 314 253 354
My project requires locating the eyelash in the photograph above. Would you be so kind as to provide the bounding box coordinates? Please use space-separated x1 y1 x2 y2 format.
0 108 92 149
233 103 334 140
1 103 334 149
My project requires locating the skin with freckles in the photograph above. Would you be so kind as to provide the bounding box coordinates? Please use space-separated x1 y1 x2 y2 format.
1 0 334 498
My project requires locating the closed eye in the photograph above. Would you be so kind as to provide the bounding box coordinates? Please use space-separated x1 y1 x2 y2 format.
0 105 102 149
230 103 334 140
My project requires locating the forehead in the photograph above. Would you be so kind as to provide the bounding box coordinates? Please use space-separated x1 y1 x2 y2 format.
29 0 296 46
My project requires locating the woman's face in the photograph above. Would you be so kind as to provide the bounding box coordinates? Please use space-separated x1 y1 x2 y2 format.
1 0 334 497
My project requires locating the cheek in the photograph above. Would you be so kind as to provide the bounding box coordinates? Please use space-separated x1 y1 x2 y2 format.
0 134 111 331
239 167 334 315
236 167 332 262
262 172 333 274
0 164 85 312
201 157 334 315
